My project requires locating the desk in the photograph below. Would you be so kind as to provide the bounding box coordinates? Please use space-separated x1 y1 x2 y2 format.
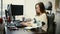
5 27 47 34
6 28 34 34
5 21 47 34
5 21 36 34
6 27 37 34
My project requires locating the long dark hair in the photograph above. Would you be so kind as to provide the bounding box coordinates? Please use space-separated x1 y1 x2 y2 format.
35 2 48 20
35 2 46 13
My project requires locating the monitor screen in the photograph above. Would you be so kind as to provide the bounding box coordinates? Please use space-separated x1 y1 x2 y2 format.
11 5 23 16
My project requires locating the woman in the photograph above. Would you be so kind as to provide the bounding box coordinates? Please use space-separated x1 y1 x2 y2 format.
35 2 47 31
21 2 47 32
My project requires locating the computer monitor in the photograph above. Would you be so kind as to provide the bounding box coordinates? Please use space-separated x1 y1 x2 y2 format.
7 4 23 21
11 4 23 16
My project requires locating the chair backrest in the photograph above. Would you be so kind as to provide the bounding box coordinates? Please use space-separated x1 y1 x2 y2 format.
47 13 55 33
47 13 55 25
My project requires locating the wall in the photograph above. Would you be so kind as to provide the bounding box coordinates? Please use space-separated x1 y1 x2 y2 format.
3 0 56 19
3 0 39 20
59 0 60 8
24 0 56 19
3 0 24 17
24 0 39 18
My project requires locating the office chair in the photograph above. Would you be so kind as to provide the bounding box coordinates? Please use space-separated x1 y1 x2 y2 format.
47 13 56 34
45 1 56 34
36 11 56 34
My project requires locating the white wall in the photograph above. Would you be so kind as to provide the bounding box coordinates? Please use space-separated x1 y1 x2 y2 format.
3 0 40 19
3 0 24 9
24 0 39 18
0 0 1 17
3 0 56 19
59 0 60 8
24 0 56 18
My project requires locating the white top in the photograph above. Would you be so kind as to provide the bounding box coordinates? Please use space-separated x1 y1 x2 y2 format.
31 13 47 31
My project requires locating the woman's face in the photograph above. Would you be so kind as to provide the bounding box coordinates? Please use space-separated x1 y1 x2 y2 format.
35 5 40 15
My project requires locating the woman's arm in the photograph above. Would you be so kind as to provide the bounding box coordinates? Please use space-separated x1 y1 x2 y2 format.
21 22 33 27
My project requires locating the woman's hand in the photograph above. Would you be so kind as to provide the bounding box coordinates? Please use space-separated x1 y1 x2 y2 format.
21 22 32 27
20 22 27 26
